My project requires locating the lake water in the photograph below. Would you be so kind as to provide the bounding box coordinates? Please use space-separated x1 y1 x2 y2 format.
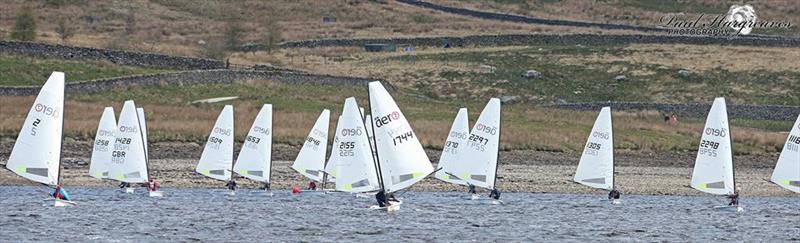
1 186 797 242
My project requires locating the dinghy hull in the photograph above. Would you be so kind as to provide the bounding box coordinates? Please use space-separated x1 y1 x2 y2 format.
125 188 135 194
713 205 743 212
54 199 76 207
148 191 163 197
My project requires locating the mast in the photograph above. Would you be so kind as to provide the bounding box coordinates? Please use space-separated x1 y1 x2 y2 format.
137 107 150 180
610 108 615 191
729 111 736 194
267 106 273 188
367 86 386 192
492 100 501 190
56 77 66 186
321 117 329 189
231 106 235 182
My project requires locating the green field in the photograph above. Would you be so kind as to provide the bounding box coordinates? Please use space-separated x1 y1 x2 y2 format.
0 55 170 86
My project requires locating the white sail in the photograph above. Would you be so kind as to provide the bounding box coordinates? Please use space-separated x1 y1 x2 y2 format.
89 107 116 179
770 114 800 193
291 109 330 182
690 97 735 195
446 98 501 190
6 72 65 186
233 104 273 183
323 115 342 183
196 105 235 181
434 108 470 185
331 98 380 193
573 107 614 190
368 81 434 193
136 107 148 160
108 100 149 183
365 114 377 161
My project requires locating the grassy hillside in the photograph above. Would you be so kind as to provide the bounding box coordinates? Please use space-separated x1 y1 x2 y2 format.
0 54 169 86
433 0 800 36
235 43 800 106
0 0 612 58
0 81 791 156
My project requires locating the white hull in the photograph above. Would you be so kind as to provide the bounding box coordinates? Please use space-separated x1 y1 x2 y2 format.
370 200 403 212
470 194 480 200
148 190 163 197
54 199 76 207
125 188 135 194
713 205 743 212
228 190 236 196
611 199 621 205
251 190 274 197
355 192 376 198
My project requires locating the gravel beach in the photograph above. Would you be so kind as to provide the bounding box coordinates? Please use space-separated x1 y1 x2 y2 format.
0 139 795 197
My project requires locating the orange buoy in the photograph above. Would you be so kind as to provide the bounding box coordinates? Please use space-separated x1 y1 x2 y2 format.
292 186 301 194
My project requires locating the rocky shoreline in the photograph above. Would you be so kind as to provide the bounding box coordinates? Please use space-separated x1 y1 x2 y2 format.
0 140 794 197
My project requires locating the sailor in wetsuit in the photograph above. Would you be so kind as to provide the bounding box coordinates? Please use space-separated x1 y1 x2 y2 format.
146 178 159 192
375 190 387 207
608 189 621 200
489 188 501 200
468 184 477 195
226 180 237 191
728 187 740 206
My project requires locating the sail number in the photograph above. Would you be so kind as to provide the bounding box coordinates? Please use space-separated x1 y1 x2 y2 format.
443 141 459 154
699 139 720 149
208 136 223 149
339 141 355 157
246 135 261 144
30 118 41 136
392 131 414 146
789 135 800 145
468 134 489 145
111 151 126 164
585 142 602 156
787 135 800 152
698 139 719 157
95 139 110 151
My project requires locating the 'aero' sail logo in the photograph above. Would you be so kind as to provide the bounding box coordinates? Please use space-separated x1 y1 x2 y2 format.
214 127 232 136
475 123 498 135
34 103 59 118
119 125 138 133
375 111 401 128
252 126 270 135
705 127 727 138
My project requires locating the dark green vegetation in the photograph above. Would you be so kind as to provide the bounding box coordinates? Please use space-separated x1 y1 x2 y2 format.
0 55 170 86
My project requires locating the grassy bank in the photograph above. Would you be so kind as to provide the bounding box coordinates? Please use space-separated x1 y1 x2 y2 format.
0 54 170 86
0 81 791 155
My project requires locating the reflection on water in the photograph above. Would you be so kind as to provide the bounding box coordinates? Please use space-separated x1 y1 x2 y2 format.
0 186 797 241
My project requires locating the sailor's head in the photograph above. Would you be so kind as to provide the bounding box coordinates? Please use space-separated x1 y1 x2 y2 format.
735 187 741 193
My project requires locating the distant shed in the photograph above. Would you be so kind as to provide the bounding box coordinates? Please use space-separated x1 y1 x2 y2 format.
364 43 396 52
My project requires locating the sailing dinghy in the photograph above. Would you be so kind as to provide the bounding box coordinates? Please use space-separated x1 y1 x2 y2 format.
444 98 502 203
329 98 381 199
109 101 160 197
770 114 800 193
573 107 619 204
368 81 435 211
690 98 742 212
5 72 75 207
435 108 470 188
195 105 236 195
89 107 116 180
233 104 273 196
291 109 331 194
